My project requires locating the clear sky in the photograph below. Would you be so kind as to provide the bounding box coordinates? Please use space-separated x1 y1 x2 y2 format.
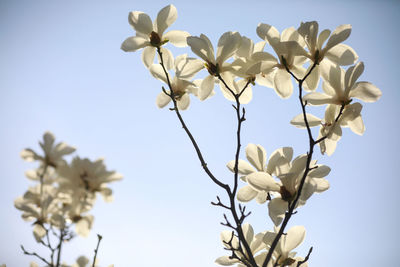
1 0 399 266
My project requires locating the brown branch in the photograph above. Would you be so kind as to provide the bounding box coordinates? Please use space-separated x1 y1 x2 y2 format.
262 58 318 267
297 246 313 267
156 47 228 190
155 48 257 266
21 245 52 266
55 228 66 267
92 234 103 267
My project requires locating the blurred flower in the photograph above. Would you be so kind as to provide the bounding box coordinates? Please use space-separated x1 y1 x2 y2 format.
20 131 75 168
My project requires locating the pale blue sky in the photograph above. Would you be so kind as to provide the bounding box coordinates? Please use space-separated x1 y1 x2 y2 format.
1 0 399 266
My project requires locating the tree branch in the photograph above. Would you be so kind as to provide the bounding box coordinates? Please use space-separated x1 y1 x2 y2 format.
92 234 103 267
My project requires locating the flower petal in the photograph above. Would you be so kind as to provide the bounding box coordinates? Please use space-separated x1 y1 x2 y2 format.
155 4 177 36
129 11 153 35
149 64 168 84
237 185 258 202
308 165 331 178
325 43 358 66
290 113 321 128
246 144 267 171
305 64 320 91
199 75 215 100
268 198 287 226
141 46 156 68
121 36 149 52
156 91 171 108
324 24 352 51
216 31 241 64
227 159 255 175
350 82 382 103
163 30 190 47
274 68 293 99
187 36 213 62
282 226 306 253
247 172 280 192
177 93 190 110
303 92 334 105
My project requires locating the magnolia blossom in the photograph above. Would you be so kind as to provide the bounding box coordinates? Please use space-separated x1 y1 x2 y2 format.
187 31 242 100
20 131 75 168
245 154 330 225
58 157 122 202
297 21 358 91
256 24 308 98
264 226 307 266
215 223 269 266
149 54 203 110
121 4 190 69
291 102 365 155
303 62 381 106
227 144 293 204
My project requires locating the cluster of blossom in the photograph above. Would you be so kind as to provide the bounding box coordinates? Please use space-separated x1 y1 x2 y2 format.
121 4 381 267
15 132 120 267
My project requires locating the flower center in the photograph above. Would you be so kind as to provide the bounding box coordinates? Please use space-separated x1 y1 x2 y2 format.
280 185 294 202
205 61 219 76
150 31 162 47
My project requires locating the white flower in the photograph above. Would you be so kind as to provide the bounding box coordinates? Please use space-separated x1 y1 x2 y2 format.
256 24 308 98
291 103 366 155
20 131 75 168
149 54 203 110
58 157 122 202
263 226 306 266
297 21 358 91
227 144 293 204
121 4 190 69
215 223 268 266
187 31 242 100
245 154 330 226
303 62 381 106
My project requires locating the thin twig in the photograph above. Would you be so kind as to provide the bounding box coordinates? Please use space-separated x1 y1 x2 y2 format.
21 245 52 266
297 246 313 267
92 234 103 267
262 58 318 267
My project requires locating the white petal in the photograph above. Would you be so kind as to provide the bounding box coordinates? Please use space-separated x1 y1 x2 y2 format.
163 30 190 47
282 226 306 253
290 113 321 128
303 92 334 105
267 147 293 176
246 144 267 171
175 55 204 79
129 11 153 35
199 75 215 100
247 172 280 192
305 64 320 91
121 36 149 52
345 62 364 91
350 82 382 103
177 93 190 110
217 31 241 64
257 23 280 44
314 178 330 192
154 4 177 36
237 185 258 202
215 256 238 266
227 159 255 175
274 68 293 99
141 46 156 68
268 198 287 226
187 36 212 62
325 43 358 66
242 223 254 244
308 165 331 178
324 24 352 51
158 47 174 70
237 80 252 104
347 114 365 135
156 91 171 108
149 64 168 84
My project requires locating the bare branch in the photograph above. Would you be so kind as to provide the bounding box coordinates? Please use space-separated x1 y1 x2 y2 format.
92 234 103 267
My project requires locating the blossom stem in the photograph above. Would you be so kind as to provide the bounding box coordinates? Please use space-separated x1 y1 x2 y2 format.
262 60 318 267
92 234 103 267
